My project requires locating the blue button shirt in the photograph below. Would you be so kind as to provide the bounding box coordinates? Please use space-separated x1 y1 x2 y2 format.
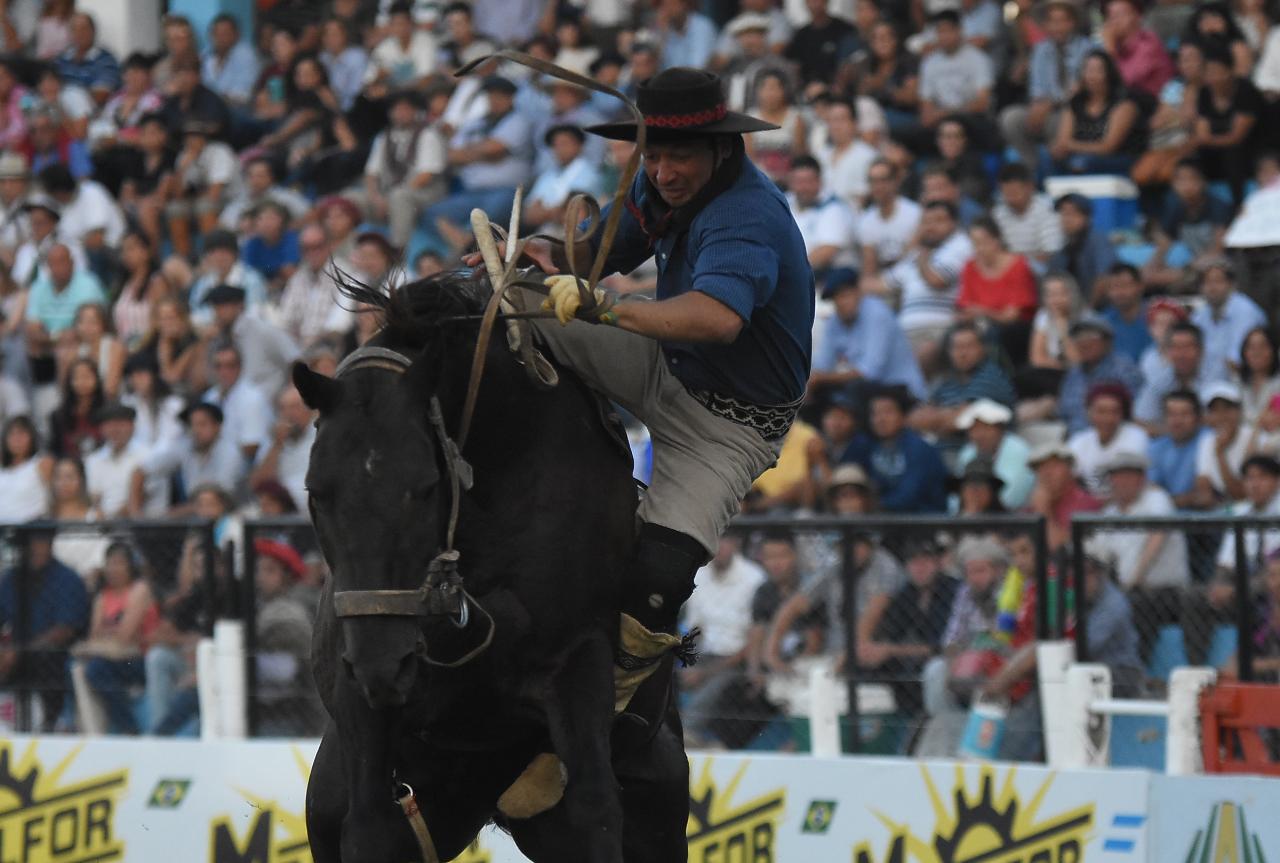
1148 429 1208 499
594 159 815 406
813 294 926 398
0 559 90 639
1191 291 1268 382
1101 303 1152 364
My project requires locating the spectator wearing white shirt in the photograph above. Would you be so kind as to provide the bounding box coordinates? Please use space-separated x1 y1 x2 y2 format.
119 353 183 516
164 118 239 260
992 163 1064 272
203 341 274 465
1068 382 1152 498
1195 381 1268 504
680 534 766 746
524 125 605 233
84 402 147 518
276 226 354 349
362 0 438 99
785 156 859 277
1095 449 1189 663
346 91 447 249
37 164 123 280
882 200 972 374
9 196 86 289
858 158 922 286
815 98 877 209
249 384 316 513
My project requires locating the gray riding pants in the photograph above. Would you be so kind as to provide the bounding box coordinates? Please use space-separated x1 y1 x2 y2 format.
526 303 780 555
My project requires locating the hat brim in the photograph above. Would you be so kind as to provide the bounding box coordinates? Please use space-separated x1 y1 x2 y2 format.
586 112 780 141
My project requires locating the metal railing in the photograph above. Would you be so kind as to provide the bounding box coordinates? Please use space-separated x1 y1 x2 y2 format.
1070 514 1279 681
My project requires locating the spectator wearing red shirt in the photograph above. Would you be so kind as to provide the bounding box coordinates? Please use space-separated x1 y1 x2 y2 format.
1024 442 1101 552
1100 0 1174 98
957 217 1038 366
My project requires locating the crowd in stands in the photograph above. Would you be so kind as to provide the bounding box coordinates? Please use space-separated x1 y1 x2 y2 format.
0 0 1276 750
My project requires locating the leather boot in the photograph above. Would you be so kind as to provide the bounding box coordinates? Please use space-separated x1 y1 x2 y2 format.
614 524 705 715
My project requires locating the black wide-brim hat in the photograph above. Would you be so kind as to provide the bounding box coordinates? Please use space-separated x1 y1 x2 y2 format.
586 67 779 142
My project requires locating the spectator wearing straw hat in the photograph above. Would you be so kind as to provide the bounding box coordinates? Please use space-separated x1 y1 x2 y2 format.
0 151 31 255
1094 448 1189 660
954 398 1033 510
1025 442 1101 551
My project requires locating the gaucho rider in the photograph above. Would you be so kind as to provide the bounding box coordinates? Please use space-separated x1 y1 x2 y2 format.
505 68 815 710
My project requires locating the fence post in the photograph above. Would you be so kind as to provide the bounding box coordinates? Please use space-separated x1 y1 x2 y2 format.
1070 520 1087 662
1166 667 1216 775
14 527 31 733
241 531 259 737
1033 517 1050 639
840 526 861 753
1232 524 1254 682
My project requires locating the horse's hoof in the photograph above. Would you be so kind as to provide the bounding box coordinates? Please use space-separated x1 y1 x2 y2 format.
496 752 567 819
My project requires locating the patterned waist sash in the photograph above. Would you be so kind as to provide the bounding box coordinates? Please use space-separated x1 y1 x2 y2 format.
686 387 802 442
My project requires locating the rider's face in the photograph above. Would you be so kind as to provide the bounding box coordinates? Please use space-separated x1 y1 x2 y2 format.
643 140 718 208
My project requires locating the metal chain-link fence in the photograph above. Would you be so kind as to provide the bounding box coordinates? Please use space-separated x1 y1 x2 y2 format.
1070 514 1278 686
4 512 1272 755
678 515 1053 761
241 517 325 738
0 520 219 735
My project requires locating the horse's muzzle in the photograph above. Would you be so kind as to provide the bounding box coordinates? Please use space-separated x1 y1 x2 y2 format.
341 617 422 709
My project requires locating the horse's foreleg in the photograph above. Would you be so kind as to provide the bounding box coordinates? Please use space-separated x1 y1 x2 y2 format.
526 629 624 863
306 725 346 863
329 674 421 863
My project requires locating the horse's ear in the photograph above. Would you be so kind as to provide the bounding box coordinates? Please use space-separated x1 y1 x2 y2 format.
293 361 341 413
405 343 443 395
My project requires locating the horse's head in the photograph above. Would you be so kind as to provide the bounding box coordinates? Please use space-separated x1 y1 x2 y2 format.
294 272 487 709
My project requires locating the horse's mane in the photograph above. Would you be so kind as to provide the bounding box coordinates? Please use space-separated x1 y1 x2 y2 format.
335 266 492 348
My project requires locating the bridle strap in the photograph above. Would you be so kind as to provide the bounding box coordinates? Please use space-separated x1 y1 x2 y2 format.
334 345 416 377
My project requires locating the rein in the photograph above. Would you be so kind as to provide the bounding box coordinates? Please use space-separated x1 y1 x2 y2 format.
328 345 494 669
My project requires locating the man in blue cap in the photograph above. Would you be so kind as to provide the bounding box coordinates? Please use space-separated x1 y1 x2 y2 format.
496 67 815 709
810 266 926 409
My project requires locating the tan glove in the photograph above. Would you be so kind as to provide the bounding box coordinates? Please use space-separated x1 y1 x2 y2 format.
542 275 618 326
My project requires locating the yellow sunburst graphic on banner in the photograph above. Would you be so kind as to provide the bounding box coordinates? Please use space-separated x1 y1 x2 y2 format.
209 748 492 863
687 758 786 860
0 741 128 863
853 765 1094 863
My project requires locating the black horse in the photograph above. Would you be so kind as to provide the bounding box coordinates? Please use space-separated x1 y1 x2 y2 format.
294 271 690 862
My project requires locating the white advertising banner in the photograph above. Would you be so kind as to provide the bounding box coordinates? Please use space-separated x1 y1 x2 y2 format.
1149 773 1280 863
0 734 1257 862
